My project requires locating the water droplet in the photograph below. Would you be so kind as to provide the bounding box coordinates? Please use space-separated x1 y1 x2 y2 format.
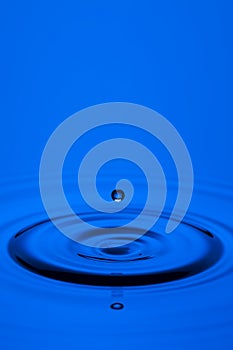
110 302 124 310
111 189 125 202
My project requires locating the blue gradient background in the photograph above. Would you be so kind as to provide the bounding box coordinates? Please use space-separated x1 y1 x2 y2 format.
0 1 233 349
1 1 232 184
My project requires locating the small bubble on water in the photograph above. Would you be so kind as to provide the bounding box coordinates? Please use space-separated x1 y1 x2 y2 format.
111 189 125 202
110 302 124 310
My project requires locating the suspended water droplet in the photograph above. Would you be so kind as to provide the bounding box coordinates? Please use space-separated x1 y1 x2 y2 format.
111 189 125 202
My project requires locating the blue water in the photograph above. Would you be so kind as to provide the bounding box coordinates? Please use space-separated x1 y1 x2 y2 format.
1 1 233 350
1 178 233 349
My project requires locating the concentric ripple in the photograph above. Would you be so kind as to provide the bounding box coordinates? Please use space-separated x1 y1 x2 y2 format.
9 213 222 286
1 178 233 349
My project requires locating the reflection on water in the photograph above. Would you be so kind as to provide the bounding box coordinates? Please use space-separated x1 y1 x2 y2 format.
1 178 233 349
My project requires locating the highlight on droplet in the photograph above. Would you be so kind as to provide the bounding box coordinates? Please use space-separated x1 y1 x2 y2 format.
111 189 125 202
